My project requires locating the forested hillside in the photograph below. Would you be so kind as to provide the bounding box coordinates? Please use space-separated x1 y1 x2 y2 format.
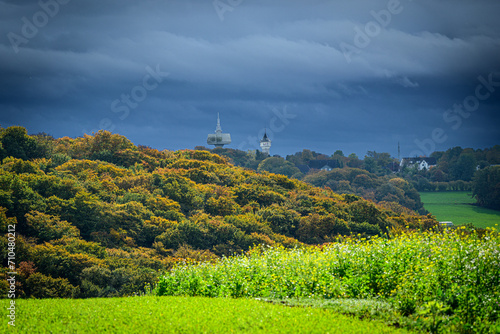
210 145 500 212
0 126 437 298
199 148 427 213
302 169 425 214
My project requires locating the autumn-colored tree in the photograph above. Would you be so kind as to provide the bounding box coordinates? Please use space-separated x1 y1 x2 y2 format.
26 211 80 241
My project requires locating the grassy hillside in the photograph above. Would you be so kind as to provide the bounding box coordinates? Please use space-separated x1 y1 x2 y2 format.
2 296 409 333
420 192 500 228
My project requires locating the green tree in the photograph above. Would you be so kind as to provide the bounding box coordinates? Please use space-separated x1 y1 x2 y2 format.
257 157 300 177
0 206 16 234
347 153 363 168
450 153 477 181
472 166 500 210
364 151 393 175
257 203 300 236
363 157 379 174
296 213 350 244
0 126 45 161
32 132 55 158
26 211 80 241
352 174 376 189
26 272 79 298
32 243 101 286
485 145 500 164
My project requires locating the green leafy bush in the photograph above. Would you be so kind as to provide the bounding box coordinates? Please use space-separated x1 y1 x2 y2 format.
26 273 78 298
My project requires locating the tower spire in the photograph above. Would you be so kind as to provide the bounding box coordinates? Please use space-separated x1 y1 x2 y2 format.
260 129 271 156
216 112 222 133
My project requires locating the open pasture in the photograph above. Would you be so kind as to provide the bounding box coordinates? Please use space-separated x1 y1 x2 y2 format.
3 296 406 333
419 191 500 228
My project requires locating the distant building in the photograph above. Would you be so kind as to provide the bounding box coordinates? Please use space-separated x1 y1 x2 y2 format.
292 160 340 174
400 157 437 171
207 113 231 148
308 159 340 171
260 131 271 156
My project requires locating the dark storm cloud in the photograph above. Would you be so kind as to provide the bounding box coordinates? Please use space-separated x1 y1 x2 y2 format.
0 0 499 157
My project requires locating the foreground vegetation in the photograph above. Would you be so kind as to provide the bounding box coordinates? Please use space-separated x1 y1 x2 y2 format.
3 296 408 333
420 192 500 228
155 228 500 333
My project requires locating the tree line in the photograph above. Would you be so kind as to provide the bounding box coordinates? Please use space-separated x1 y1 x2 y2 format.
204 145 500 211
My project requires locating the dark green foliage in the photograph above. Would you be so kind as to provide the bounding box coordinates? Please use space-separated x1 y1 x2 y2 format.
257 204 300 236
409 146 500 184
472 166 500 210
363 157 379 174
450 153 476 181
26 211 80 241
0 170 47 226
296 213 352 243
257 157 301 177
50 153 72 167
0 126 46 161
26 273 79 298
155 220 211 250
348 201 384 227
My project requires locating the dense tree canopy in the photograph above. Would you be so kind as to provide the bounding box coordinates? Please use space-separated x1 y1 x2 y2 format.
257 157 301 178
303 168 426 214
0 127 438 298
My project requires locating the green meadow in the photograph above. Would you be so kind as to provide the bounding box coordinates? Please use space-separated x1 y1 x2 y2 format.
420 191 500 228
3 296 407 333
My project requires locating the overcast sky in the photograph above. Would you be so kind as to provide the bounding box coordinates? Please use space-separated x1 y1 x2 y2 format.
1 0 499 158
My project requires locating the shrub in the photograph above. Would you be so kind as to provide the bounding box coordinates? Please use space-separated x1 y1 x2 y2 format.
26 273 78 298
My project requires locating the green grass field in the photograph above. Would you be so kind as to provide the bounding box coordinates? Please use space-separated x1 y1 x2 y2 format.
2 296 408 333
420 191 500 228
